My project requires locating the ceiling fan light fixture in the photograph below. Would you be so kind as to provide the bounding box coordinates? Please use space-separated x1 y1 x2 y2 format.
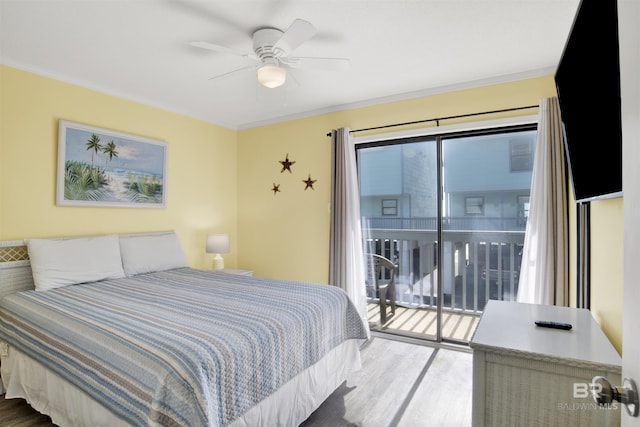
257 64 286 88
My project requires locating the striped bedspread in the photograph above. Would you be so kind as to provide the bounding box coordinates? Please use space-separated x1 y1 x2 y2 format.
0 268 368 426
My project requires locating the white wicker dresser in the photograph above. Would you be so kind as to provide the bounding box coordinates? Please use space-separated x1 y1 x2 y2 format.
470 300 621 427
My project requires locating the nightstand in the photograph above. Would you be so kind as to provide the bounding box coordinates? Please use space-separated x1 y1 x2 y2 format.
218 268 253 277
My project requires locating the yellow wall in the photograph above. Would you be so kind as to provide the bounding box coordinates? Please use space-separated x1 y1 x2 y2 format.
1 65 623 350
568 185 577 308
236 75 623 350
237 76 559 283
590 198 623 354
0 65 237 269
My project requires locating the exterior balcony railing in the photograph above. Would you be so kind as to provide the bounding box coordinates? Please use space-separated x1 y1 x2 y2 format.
365 216 527 232
364 216 526 315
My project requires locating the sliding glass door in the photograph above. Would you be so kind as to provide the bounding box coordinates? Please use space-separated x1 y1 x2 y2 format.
357 125 536 343
358 138 439 340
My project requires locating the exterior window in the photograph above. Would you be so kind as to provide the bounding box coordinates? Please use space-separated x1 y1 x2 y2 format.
381 199 398 216
465 197 484 215
510 138 534 171
518 195 530 226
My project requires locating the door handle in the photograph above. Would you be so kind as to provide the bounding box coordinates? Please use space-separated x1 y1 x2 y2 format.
592 376 639 417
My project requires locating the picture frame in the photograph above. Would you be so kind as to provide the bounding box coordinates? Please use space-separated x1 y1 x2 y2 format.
57 120 167 208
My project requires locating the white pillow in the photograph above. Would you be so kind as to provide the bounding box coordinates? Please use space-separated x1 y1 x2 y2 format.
119 232 188 276
27 235 125 292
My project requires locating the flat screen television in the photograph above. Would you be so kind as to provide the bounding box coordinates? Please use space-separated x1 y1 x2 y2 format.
554 0 622 203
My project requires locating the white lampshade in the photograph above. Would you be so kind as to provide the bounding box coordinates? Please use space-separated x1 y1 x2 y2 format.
257 64 286 88
206 234 229 271
206 234 229 254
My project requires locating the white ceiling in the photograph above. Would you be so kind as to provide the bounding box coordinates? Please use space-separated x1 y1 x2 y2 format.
0 0 580 129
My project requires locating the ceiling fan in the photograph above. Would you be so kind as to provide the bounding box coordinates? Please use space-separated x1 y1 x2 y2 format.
189 19 349 88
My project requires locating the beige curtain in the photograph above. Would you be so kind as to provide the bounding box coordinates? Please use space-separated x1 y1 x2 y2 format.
517 97 569 306
329 128 370 335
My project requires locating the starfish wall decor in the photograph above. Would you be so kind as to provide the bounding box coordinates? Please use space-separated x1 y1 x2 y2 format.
303 174 317 190
279 154 295 173
270 153 318 194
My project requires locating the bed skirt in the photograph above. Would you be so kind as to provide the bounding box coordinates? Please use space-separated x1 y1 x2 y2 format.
1 339 362 427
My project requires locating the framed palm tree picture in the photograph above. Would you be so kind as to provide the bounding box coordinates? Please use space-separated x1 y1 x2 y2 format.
57 120 167 208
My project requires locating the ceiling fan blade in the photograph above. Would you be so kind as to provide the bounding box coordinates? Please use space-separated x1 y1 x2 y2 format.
208 65 255 82
273 19 317 55
285 69 300 91
189 41 257 59
282 56 350 72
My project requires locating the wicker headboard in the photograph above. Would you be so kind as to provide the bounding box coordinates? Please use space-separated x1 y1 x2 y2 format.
0 240 34 298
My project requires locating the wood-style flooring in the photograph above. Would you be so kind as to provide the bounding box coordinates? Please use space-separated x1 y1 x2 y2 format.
0 335 472 426
0 395 55 427
302 335 473 426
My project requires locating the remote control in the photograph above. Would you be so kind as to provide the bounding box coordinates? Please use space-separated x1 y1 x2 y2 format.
534 320 572 330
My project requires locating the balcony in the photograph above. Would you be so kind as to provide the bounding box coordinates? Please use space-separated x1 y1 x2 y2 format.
364 216 525 342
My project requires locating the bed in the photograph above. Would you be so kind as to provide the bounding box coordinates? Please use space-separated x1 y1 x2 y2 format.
0 232 368 426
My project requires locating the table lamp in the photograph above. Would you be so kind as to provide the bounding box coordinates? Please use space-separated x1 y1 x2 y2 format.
206 234 229 271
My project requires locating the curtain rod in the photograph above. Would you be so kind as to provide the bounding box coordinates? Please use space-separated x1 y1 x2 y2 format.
325 104 539 137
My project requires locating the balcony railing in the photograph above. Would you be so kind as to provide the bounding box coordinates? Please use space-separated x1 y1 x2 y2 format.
366 216 527 232
364 217 525 314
